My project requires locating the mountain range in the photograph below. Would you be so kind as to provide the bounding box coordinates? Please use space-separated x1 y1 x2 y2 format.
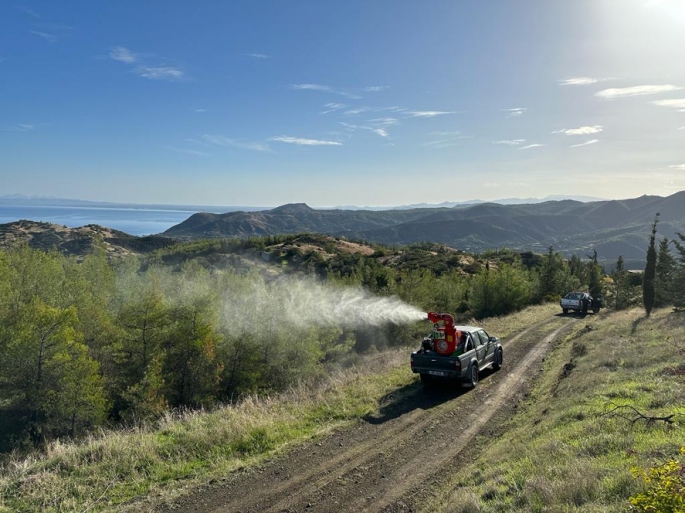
164 192 685 263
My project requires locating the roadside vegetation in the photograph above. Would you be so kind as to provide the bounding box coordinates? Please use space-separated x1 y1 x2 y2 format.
0 304 556 512
425 307 685 513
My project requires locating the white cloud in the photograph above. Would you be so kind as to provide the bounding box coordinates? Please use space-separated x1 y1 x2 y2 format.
291 84 362 99
669 164 685 170
493 139 526 146
368 118 399 128
202 134 271 152
194 108 207 113
503 107 527 117
363 86 389 92
246 53 270 59
270 136 342 146
651 98 685 112
134 66 184 81
30 31 57 42
344 107 373 116
678 126 685 131
110 46 137 63
553 125 604 135
558 77 599 86
569 139 599 148
596 85 681 99
519 143 544 150
372 128 389 138
407 110 455 117
320 103 347 114
5 124 35 132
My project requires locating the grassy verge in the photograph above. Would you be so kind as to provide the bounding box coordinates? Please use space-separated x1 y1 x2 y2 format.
425 307 685 513
0 303 556 512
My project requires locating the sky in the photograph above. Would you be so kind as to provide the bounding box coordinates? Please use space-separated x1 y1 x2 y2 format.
1 0 685 207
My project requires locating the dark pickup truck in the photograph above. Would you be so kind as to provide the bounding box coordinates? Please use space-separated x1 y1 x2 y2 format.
410 312 503 387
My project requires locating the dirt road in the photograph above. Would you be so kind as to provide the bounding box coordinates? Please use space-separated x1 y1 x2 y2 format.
161 316 576 513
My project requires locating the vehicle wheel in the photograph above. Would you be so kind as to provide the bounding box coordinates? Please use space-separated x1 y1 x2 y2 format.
593 308 600 314
562 308 568 315
493 348 503 370
468 364 479 387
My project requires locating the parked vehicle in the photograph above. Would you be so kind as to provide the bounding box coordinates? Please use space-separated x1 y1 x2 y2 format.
410 312 503 387
560 292 602 314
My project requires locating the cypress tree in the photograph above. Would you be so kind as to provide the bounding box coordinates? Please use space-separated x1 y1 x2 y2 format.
613 255 628 310
643 214 659 316
655 238 676 307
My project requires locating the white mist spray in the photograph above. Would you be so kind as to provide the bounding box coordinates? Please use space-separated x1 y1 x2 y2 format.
221 276 426 336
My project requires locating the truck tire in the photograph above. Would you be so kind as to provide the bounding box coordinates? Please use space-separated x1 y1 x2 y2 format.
593 307 600 314
493 348 503 370
468 363 479 387
562 308 568 315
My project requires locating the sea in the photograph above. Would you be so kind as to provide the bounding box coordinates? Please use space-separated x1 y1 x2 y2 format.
0 205 208 236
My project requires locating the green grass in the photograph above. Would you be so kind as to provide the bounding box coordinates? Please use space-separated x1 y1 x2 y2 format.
0 303 558 512
426 308 685 513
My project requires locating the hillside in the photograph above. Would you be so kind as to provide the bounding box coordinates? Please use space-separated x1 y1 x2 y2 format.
164 192 685 264
0 220 174 257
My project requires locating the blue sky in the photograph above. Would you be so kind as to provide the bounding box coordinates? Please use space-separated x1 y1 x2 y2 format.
1 0 684 207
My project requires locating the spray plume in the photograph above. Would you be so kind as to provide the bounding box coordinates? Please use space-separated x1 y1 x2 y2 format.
222 276 425 335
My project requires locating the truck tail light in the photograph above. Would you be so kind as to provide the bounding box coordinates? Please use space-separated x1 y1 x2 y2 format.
455 360 461 372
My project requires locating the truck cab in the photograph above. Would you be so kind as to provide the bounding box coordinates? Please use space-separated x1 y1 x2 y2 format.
410 313 503 387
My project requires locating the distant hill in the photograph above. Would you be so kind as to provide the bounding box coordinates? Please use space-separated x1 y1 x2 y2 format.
164 192 685 264
0 220 175 257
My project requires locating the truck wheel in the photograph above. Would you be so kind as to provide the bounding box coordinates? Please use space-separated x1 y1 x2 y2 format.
562 308 568 315
468 364 479 387
493 348 503 370
593 308 599 314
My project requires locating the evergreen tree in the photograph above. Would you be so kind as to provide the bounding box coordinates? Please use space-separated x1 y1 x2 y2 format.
613 255 629 310
655 238 676 307
587 249 603 298
643 214 659 316
672 232 685 310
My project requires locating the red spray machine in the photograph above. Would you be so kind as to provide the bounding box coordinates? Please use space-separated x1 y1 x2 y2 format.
426 312 462 356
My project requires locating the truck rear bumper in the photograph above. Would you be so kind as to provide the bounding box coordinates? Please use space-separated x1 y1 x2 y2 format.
412 367 462 379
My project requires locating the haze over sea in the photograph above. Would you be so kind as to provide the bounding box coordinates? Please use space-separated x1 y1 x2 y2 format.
0 205 200 236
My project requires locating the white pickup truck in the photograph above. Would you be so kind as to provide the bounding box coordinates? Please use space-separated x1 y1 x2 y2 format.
560 292 602 314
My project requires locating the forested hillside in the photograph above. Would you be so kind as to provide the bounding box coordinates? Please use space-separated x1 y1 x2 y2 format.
0 236 614 453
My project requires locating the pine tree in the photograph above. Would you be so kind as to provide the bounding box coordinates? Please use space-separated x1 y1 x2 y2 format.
643 214 659 316
587 249 603 298
672 232 685 310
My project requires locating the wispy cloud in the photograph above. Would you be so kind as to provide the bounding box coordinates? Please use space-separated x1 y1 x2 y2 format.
320 103 348 114
553 125 604 135
344 107 373 116
134 66 184 81
678 126 685 131
202 134 271 152
110 46 137 63
363 86 389 92
596 85 681 99
519 143 544 150
110 46 185 81
246 53 270 59
30 30 57 42
570 139 599 148
5 124 35 132
291 84 362 100
407 110 455 118
372 128 389 138
194 108 207 113
669 164 685 170
270 135 343 146
558 77 599 86
650 99 685 112
503 107 527 117
339 121 393 140
368 117 399 128
17 6 39 18
425 131 473 149
493 139 526 146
